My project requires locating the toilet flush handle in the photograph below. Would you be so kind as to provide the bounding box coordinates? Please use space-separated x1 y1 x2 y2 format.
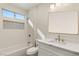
28 34 31 37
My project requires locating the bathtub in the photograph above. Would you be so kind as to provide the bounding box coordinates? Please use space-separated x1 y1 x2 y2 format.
0 43 32 56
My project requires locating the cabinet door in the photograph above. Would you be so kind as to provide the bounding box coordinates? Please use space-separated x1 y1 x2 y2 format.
38 47 57 56
38 42 79 56
49 12 78 34
38 42 59 56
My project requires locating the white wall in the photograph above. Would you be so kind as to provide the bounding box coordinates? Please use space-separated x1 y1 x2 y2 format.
0 30 26 49
28 3 79 43
0 4 27 50
28 4 49 39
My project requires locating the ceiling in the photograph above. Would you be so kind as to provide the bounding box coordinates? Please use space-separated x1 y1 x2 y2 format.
12 3 39 10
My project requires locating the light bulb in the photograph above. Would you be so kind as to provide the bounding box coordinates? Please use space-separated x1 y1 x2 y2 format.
50 4 55 10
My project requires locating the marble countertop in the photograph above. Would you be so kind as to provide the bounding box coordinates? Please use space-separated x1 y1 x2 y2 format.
36 39 79 53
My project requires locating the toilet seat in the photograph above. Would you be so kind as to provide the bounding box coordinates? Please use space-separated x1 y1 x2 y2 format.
26 47 38 55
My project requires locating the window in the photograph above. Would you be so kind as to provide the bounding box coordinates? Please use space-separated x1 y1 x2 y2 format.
2 9 26 20
15 13 25 20
2 9 25 29
2 9 14 18
3 20 24 29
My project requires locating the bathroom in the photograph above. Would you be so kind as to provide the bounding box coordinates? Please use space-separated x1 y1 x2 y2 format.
1 2 79 57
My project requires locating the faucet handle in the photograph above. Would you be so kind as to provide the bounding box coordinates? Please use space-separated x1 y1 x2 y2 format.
55 38 60 42
55 38 64 42
60 39 64 42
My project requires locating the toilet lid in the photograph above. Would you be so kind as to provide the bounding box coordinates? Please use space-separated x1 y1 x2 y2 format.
26 47 38 55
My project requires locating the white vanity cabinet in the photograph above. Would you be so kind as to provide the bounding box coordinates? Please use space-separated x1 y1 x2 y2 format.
48 11 79 34
38 41 79 56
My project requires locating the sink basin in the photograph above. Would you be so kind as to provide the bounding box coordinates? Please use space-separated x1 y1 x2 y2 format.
45 39 55 42
45 38 66 45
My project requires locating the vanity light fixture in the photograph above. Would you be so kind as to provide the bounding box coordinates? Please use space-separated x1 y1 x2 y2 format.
56 3 62 6
50 4 55 10
56 3 69 7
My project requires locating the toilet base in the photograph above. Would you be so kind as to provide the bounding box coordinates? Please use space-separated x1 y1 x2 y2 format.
26 52 38 56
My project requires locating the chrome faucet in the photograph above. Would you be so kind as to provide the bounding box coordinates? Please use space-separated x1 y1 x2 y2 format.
56 34 60 42
56 34 64 42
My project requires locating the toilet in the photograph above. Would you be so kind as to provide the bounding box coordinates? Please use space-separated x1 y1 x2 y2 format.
26 38 38 56
26 46 38 56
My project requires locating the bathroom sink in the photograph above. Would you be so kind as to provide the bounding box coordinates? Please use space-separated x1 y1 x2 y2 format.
46 39 54 42
45 38 66 45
